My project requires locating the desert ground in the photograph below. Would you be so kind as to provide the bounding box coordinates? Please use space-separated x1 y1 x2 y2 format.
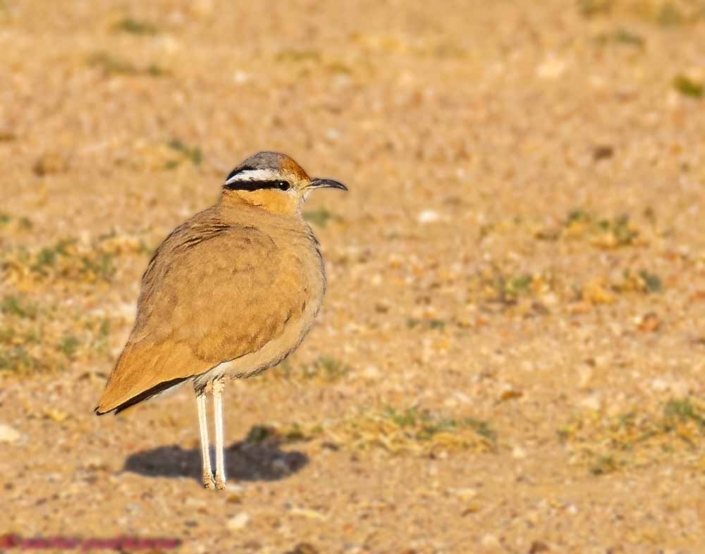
1 0 705 552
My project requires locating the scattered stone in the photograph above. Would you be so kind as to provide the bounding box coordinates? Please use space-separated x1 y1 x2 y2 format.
285 544 319 554
592 145 614 161
579 395 602 411
529 541 550 553
226 512 250 531
33 152 70 176
289 507 328 520
499 388 523 402
0 424 20 443
450 487 478 499
511 446 527 459
417 210 441 224
44 408 69 423
536 56 566 79
362 365 381 379
481 533 501 548
582 279 615 305
637 312 661 333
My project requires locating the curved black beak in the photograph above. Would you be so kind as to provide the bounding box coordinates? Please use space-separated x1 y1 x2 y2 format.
310 178 348 191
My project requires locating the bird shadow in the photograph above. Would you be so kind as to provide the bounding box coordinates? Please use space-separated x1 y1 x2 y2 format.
122 439 309 483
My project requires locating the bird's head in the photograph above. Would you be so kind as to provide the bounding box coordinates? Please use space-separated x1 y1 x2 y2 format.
221 151 347 215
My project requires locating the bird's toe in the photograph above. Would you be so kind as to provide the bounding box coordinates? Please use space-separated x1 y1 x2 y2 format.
203 473 216 490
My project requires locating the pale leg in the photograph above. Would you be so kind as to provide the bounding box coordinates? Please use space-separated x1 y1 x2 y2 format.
196 392 215 489
213 378 227 490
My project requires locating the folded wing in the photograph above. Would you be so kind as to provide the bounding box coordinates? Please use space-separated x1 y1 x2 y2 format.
96 210 299 414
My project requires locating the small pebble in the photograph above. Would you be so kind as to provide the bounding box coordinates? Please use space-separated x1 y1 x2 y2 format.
481 533 501 547
417 210 441 224
227 512 250 531
0 424 20 443
511 446 527 459
536 56 566 79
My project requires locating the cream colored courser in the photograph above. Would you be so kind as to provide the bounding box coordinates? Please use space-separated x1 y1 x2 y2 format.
95 151 347 490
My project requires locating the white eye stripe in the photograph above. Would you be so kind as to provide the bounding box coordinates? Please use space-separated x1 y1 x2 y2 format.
224 169 279 185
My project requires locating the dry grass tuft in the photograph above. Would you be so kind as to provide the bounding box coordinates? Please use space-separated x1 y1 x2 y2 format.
0 295 111 374
253 406 497 457
1 232 146 288
579 0 705 24
303 208 342 228
559 398 705 474
562 210 645 249
0 231 149 375
111 17 159 36
673 74 705 98
325 406 496 456
87 52 168 78
261 356 351 384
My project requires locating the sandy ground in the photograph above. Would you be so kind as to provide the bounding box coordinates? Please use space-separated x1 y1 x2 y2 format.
2 0 705 552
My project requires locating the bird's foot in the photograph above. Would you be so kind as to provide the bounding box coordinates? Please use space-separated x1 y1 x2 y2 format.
203 472 216 490
214 475 227 490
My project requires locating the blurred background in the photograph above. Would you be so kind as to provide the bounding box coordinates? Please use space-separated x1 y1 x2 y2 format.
1 0 705 552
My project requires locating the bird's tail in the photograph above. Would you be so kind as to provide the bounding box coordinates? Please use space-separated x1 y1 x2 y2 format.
95 340 206 415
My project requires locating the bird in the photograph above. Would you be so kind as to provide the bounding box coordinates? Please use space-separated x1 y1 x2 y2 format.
95 151 347 490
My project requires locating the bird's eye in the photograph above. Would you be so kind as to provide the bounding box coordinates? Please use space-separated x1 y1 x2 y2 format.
276 181 291 191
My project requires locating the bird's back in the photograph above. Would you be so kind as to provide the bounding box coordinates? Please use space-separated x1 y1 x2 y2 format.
96 202 325 414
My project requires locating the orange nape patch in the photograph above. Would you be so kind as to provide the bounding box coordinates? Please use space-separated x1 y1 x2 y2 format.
221 188 301 215
281 156 310 181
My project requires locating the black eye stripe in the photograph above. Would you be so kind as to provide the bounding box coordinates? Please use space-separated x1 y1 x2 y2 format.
224 180 291 192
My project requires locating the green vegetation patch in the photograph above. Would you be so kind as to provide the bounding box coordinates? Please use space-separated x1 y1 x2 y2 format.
595 28 645 47
4 237 118 283
0 296 113 375
164 139 202 169
0 231 150 376
112 17 158 35
560 398 705 475
303 208 342 228
673 74 704 98
267 356 351 383
87 52 168 77
333 406 497 455
549 208 646 249
406 318 447 331
246 406 496 458
579 0 705 25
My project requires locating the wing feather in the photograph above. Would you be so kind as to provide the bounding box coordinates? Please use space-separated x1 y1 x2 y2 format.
96 208 308 413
